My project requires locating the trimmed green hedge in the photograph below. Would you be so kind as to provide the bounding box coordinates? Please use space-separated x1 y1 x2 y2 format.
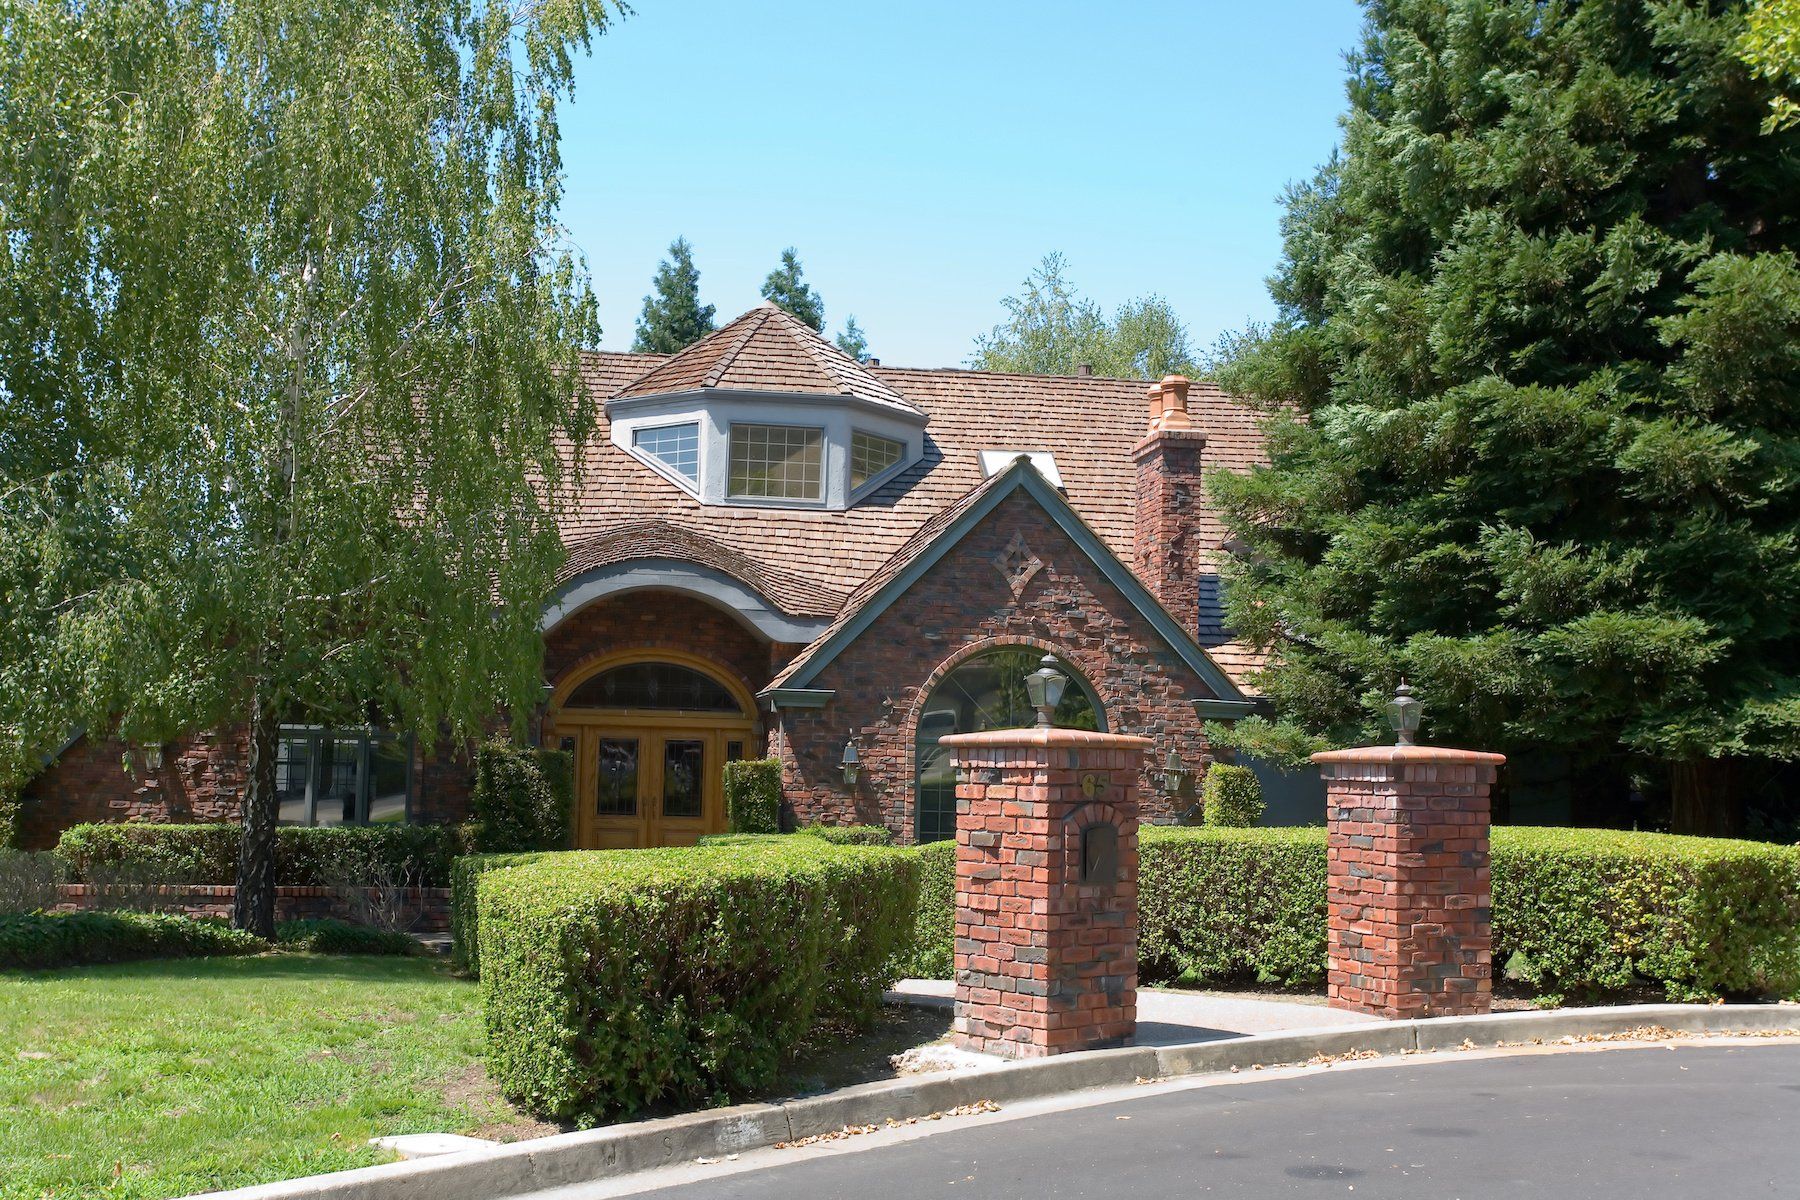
275 918 419 956
796 824 894 846
479 840 919 1122
448 851 557 975
724 759 782 834
1200 764 1265 828
897 840 956 978
0 911 265 970
466 741 572 853
55 822 465 886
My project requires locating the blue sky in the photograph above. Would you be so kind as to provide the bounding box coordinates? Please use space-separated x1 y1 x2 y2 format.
560 0 1366 368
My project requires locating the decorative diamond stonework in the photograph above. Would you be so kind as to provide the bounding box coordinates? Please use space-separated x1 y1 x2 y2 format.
992 531 1044 600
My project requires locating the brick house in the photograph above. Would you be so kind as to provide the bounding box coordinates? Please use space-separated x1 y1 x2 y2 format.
19 304 1274 849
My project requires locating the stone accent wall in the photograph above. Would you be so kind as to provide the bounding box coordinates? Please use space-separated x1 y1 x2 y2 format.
1315 744 1504 1019
56 884 453 933
776 489 1219 841
946 728 1147 1058
1132 426 1208 635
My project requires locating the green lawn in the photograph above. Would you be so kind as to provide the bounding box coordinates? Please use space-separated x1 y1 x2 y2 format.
0 955 536 1200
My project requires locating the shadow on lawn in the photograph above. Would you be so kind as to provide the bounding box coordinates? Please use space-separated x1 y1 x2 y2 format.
4 950 467 986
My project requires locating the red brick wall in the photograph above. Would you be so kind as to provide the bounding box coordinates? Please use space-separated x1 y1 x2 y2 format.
18 729 248 850
1319 746 1501 1019
1132 427 1209 634
948 730 1146 1058
777 489 1221 841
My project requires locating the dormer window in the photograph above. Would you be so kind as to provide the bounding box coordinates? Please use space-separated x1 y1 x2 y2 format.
851 431 904 491
633 422 700 485
728 424 824 502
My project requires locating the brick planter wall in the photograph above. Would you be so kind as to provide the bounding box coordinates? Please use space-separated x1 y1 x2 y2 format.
55 884 452 933
1314 744 1504 1019
945 727 1150 1058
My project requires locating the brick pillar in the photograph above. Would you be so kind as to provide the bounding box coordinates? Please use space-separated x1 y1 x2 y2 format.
1313 745 1505 1019
942 727 1151 1059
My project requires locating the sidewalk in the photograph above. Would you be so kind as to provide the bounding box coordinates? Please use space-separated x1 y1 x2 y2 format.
884 979 1371 1046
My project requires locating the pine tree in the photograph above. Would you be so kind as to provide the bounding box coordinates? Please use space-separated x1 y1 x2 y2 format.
632 237 716 353
834 315 869 361
1211 0 1800 835
760 248 825 331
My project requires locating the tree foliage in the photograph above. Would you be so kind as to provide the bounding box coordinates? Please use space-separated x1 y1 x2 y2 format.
834 314 869 361
971 253 1197 378
0 0 614 929
1210 0 1800 833
759 247 825 331
1741 0 1800 131
631 236 716 353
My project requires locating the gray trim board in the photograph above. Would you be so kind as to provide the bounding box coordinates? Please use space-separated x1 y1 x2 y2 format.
757 688 836 710
541 561 833 644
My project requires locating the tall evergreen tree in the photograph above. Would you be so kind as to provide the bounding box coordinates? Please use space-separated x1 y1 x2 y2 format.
834 315 869 361
760 248 826 331
1211 0 1800 835
632 237 716 353
0 0 611 929
973 253 1196 377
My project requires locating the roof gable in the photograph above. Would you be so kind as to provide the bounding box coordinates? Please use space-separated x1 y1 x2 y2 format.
611 303 924 420
764 456 1251 704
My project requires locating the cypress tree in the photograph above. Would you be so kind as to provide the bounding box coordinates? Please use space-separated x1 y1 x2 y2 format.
760 248 826 331
1211 0 1800 835
632 237 715 353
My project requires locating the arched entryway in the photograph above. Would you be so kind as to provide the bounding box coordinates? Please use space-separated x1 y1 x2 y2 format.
913 646 1105 843
547 650 758 848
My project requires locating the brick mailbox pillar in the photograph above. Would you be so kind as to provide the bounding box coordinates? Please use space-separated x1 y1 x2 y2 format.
941 727 1152 1059
1313 743 1506 1019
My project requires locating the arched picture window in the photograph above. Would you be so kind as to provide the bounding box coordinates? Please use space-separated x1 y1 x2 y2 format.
563 661 743 713
913 647 1103 843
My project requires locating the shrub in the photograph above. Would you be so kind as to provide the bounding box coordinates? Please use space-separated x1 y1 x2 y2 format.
1491 828 1800 1002
897 839 956 979
724 759 782 834
0 911 264 970
448 851 557 976
275 918 418 956
0 850 66 915
56 822 464 887
0 790 20 850
479 839 919 1121
1200 764 1265 828
1138 826 1328 986
795 823 894 846
466 741 570 853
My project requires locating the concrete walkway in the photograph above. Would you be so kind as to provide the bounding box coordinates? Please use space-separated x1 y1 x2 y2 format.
885 979 1371 1046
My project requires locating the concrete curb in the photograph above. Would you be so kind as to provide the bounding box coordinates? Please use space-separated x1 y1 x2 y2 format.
191 1003 1800 1200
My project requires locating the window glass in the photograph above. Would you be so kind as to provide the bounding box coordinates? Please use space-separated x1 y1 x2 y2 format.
276 735 312 825
597 738 639 817
564 662 742 712
633 423 699 483
275 726 414 826
316 735 363 826
728 424 823 501
851 431 904 489
914 649 1102 843
662 739 705 819
367 737 410 824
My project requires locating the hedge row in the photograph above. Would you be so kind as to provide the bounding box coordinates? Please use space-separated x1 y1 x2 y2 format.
448 850 558 975
909 826 1800 1001
724 759 782 834
478 839 919 1122
0 911 265 969
465 741 573 854
55 822 465 887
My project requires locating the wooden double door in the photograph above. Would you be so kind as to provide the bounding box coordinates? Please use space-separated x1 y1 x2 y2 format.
567 721 753 848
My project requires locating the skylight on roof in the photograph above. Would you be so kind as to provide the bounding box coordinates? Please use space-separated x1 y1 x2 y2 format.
979 450 1064 489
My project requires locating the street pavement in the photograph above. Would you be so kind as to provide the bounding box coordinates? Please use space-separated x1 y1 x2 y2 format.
621 1042 1800 1198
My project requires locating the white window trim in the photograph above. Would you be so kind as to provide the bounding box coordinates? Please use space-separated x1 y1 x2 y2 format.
626 421 703 497
724 421 830 507
848 429 910 500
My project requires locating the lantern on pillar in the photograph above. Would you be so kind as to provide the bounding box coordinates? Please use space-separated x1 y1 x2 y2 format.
1385 681 1422 746
1023 655 1068 729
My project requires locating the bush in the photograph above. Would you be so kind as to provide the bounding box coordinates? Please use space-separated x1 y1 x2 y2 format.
466 741 571 853
724 759 782 834
1492 828 1800 1002
1200 764 1265 827
56 822 464 887
1138 826 1328 987
479 839 919 1121
796 824 894 846
448 851 557 976
0 850 66 915
0 910 264 970
896 839 956 979
275 918 418 956
0 790 20 850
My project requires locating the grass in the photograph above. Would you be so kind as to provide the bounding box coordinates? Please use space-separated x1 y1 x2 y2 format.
0 954 531 1200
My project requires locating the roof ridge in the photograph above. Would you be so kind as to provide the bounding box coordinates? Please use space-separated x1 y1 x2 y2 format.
701 306 773 390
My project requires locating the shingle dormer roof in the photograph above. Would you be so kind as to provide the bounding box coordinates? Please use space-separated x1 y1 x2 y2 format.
611 302 925 421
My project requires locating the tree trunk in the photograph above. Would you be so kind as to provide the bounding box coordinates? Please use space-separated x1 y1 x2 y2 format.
232 689 280 938
1669 758 1739 838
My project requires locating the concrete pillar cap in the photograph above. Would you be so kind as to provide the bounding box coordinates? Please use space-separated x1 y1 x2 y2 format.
1311 744 1506 766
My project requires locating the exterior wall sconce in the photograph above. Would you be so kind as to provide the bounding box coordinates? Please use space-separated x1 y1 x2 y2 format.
841 735 861 788
1160 745 1191 797
1386 680 1422 746
143 743 165 773
1024 654 1068 728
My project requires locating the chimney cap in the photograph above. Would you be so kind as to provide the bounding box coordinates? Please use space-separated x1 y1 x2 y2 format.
863 356 880 367
1076 363 1093 377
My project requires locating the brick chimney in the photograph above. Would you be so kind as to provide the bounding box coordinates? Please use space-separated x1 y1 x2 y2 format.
1133 374 1208 632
